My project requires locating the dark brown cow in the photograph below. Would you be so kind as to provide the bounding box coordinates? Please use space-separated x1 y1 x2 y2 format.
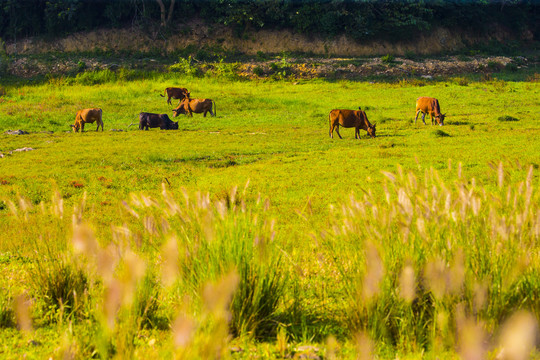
71 108 103 132
160 87 190 106
172 98 216 117
329 108 376 139
415 97 445 126
139 112 179 130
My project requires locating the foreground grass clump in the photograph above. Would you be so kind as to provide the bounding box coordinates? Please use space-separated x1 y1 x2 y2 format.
0 163 539 358
319 163 540 355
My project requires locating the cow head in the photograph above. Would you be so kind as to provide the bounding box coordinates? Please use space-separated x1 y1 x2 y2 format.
172 107 184 117
436 113 446 126
170 121 179 130
71 123 80 132
367 124 376 138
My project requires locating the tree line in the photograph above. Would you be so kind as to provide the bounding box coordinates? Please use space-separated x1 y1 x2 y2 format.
0 0 538 42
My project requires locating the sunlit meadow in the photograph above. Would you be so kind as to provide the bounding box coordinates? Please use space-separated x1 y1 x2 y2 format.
0 71 539 358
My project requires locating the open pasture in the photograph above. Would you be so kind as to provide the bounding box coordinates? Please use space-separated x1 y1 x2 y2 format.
0 74 539 359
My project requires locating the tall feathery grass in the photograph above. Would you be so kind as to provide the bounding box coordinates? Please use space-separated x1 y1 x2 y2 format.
1 163 538 358
319 162 539 355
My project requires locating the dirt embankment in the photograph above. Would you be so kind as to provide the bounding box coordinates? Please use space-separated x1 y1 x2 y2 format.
5 20 532 57
4 21 536 80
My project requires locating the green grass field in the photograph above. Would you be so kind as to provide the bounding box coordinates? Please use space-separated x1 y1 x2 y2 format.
0 73 539 359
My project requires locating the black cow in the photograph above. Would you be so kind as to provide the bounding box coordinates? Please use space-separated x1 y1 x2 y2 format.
138 112 179 130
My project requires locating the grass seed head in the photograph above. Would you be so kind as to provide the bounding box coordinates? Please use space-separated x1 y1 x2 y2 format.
203 270 239 318
354 331 374 360
14 293 33 333
161 236 179 287
399 264 416 303
172 312 197 349
496 311 539 360
361 241 384 300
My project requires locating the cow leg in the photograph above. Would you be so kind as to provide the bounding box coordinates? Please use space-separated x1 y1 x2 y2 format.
415 110 421 124
81 122 85 132
203 111 207 117
355 127 359 139
335 126 343 139
421 113 427 125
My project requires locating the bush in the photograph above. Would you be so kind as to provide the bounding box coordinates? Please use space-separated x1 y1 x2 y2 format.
169 56 202 77
381 54 395 64
253 66 264 77
209 59 240 79
487 61 502 71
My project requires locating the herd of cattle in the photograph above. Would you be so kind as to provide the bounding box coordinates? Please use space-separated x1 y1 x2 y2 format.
70 87 446 138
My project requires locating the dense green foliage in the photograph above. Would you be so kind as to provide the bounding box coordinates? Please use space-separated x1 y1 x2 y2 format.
0 0 538 42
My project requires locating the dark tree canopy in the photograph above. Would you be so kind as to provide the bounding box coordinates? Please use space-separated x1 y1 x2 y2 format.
0 0 537 42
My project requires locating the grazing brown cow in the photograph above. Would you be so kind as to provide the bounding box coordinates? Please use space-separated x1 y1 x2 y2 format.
415 97 445 126
329 108 376 139
172 98 216 117
71 108 103 132
138 112 178 130
160 87 190 106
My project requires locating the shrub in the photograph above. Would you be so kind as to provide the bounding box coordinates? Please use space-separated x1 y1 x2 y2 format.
77 60 86 72
381 54 395 64
169 56 202 77
487 61 502 71
253 66 264 77
210 58 240 79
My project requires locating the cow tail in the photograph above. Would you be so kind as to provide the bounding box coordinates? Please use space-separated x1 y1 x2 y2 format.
160 89 166 97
